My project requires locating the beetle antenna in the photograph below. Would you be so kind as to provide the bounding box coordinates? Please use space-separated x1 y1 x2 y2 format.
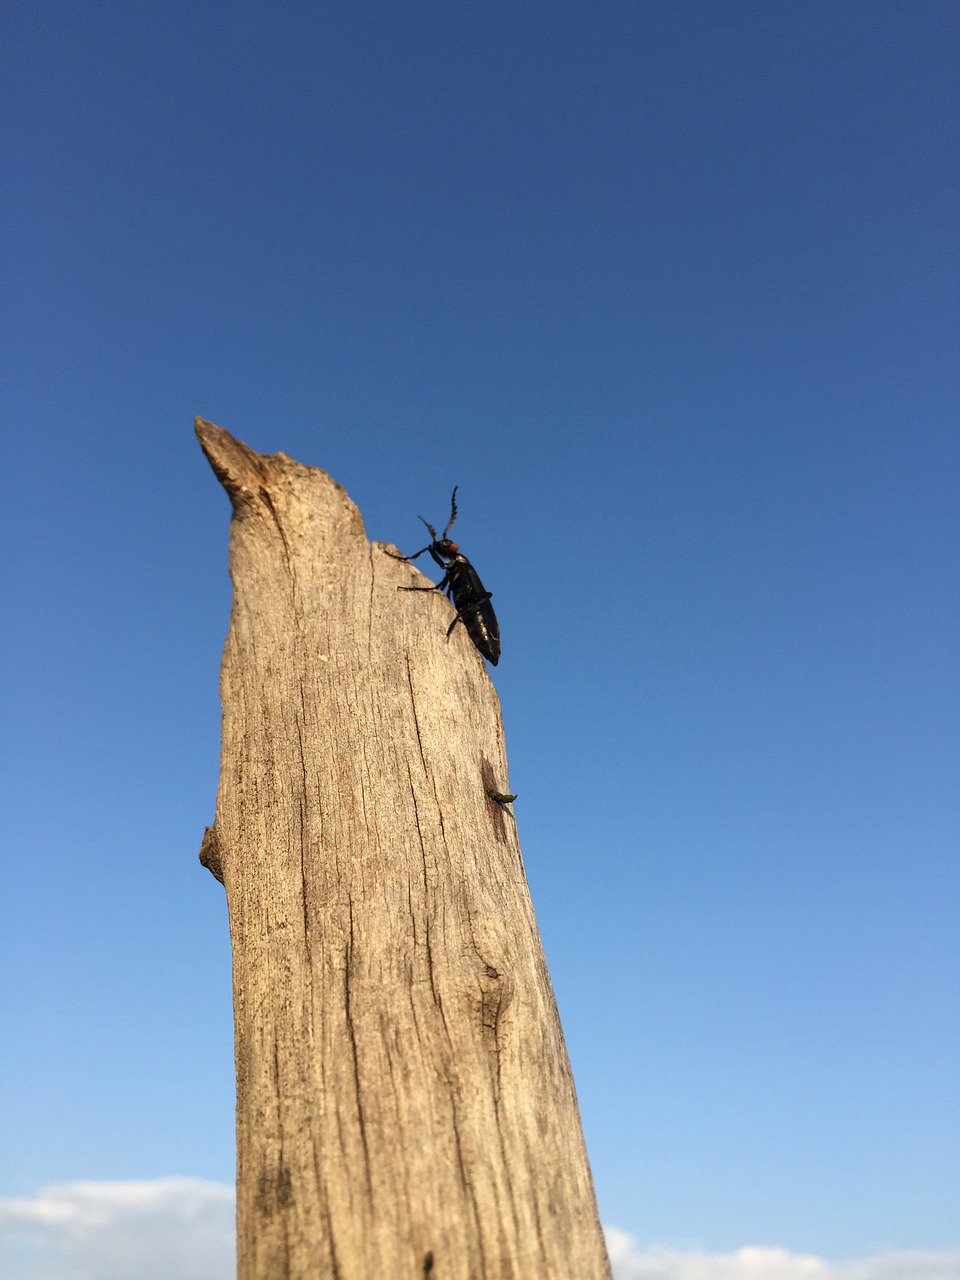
418 515 438 542
442 486 459 539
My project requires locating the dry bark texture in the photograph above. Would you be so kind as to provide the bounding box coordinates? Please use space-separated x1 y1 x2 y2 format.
196 419 612 1280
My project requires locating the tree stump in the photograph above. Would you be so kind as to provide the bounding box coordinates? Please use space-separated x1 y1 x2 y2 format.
196 419 612 1280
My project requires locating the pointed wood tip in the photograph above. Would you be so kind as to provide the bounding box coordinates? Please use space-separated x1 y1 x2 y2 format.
194 418 370 547
195 417 269 502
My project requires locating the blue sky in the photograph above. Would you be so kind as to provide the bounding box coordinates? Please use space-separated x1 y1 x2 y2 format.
2 2 958 1277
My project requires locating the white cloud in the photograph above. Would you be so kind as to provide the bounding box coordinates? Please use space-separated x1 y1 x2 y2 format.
605 1228 960 1280
2 1186 957 1280
0 1178 235 1280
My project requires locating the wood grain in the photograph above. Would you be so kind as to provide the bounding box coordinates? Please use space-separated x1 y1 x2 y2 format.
196 419 612 1280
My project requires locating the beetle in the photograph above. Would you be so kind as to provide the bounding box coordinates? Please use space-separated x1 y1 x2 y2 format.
389 486 501 665
485 787 517 804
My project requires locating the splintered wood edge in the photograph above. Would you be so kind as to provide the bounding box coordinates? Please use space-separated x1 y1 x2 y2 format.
194 417 274 504
194 417 365 532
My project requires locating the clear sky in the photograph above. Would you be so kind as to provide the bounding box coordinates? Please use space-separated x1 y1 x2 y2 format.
2 2 958 1278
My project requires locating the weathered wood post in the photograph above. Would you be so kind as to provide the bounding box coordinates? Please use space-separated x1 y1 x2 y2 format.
196 419 612 1280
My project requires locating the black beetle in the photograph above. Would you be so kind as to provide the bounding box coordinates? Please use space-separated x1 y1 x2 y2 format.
389 486 501 665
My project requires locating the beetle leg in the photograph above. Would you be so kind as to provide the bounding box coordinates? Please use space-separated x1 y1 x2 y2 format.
444 593 492 639
386 544 432 563
399 568 452 596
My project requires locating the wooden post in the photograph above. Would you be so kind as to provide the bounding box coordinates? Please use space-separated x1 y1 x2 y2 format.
196 419 612 1280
